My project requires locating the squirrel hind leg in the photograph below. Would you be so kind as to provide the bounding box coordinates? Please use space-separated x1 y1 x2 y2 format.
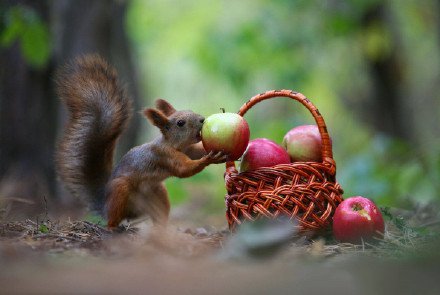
105 177 132 229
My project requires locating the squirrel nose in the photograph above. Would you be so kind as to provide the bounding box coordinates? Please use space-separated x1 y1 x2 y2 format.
200 118 205 124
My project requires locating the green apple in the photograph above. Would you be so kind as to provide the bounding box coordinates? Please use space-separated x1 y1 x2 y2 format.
201 113 250 161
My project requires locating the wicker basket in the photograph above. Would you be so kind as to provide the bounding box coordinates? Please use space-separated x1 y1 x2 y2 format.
224 90 344 234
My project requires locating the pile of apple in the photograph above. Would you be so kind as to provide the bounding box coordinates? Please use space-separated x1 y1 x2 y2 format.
201 112 322 168
201 112 384 244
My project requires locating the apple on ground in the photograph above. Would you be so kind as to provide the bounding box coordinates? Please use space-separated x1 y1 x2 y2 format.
282 125 323 162
201 112 250 161
332 196 385 244
240 138 291 172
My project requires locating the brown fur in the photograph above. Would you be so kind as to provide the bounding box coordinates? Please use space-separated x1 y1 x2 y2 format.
106 177 132 228
56 54 132 210
56 54 226 229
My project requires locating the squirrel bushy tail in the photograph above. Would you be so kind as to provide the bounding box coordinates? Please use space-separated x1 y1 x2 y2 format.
56 54 132 211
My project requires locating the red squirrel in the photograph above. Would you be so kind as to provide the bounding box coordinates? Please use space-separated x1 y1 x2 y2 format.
56 54 226 229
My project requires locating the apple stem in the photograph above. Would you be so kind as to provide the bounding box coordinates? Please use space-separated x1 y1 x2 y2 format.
220 108 225 113
352 203 363 211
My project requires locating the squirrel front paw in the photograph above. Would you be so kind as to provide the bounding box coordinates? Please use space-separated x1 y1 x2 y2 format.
203 150 228 164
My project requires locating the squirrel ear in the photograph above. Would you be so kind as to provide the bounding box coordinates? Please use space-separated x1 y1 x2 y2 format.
143 108 170 131
155 99 176 116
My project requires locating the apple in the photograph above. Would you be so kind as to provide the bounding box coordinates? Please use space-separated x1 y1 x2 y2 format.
282 125 323 162
201 112 250 161
240 138 291 172
332 196 385 244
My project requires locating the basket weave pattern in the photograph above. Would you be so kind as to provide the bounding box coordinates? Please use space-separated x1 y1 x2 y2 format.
224 90 344 232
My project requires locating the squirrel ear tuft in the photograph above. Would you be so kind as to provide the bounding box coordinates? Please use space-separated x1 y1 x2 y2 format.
143 108 170 131
155 99 176 116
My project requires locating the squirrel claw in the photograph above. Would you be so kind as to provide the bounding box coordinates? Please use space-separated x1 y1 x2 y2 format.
213 151 223 158
216 151 229 163
205 150 228 164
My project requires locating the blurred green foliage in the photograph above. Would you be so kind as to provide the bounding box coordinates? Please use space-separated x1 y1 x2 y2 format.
0 5 51 68
127 0 439 213
38 223 49 233
84 213 107 227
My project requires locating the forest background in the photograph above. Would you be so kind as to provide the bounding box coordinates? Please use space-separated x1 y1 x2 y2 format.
1 0 439 226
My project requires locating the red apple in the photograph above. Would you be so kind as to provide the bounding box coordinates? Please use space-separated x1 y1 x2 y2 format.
201 112 250 161
333 196 385 244
282 125 323 162
240 138 291 172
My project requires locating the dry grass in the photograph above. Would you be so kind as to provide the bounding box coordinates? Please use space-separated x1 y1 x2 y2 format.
0 205 439 295
0 211 437 259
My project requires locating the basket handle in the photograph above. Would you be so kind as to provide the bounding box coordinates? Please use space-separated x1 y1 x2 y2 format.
226 89 336 173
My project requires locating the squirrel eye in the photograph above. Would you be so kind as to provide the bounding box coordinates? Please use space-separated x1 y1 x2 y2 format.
177 120 186 127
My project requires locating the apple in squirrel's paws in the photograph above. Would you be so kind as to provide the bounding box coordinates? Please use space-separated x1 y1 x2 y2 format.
332 196 385 244
201 112 250 161
240 138 291 172
282 125 323 162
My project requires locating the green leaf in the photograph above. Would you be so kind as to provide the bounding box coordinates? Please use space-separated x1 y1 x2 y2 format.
21 20 50 68
0 6 51 68
0 7 25 46
84 214 106 226
39 224 49 233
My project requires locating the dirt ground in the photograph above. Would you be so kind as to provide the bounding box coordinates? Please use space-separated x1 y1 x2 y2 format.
1 206 440 295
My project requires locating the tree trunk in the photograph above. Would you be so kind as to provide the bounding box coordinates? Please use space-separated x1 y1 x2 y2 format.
0 0 56 219
52 0 142 158
0 0 143 219
360 4 409 141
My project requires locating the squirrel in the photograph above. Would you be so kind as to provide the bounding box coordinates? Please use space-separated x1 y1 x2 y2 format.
55 54 226 229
